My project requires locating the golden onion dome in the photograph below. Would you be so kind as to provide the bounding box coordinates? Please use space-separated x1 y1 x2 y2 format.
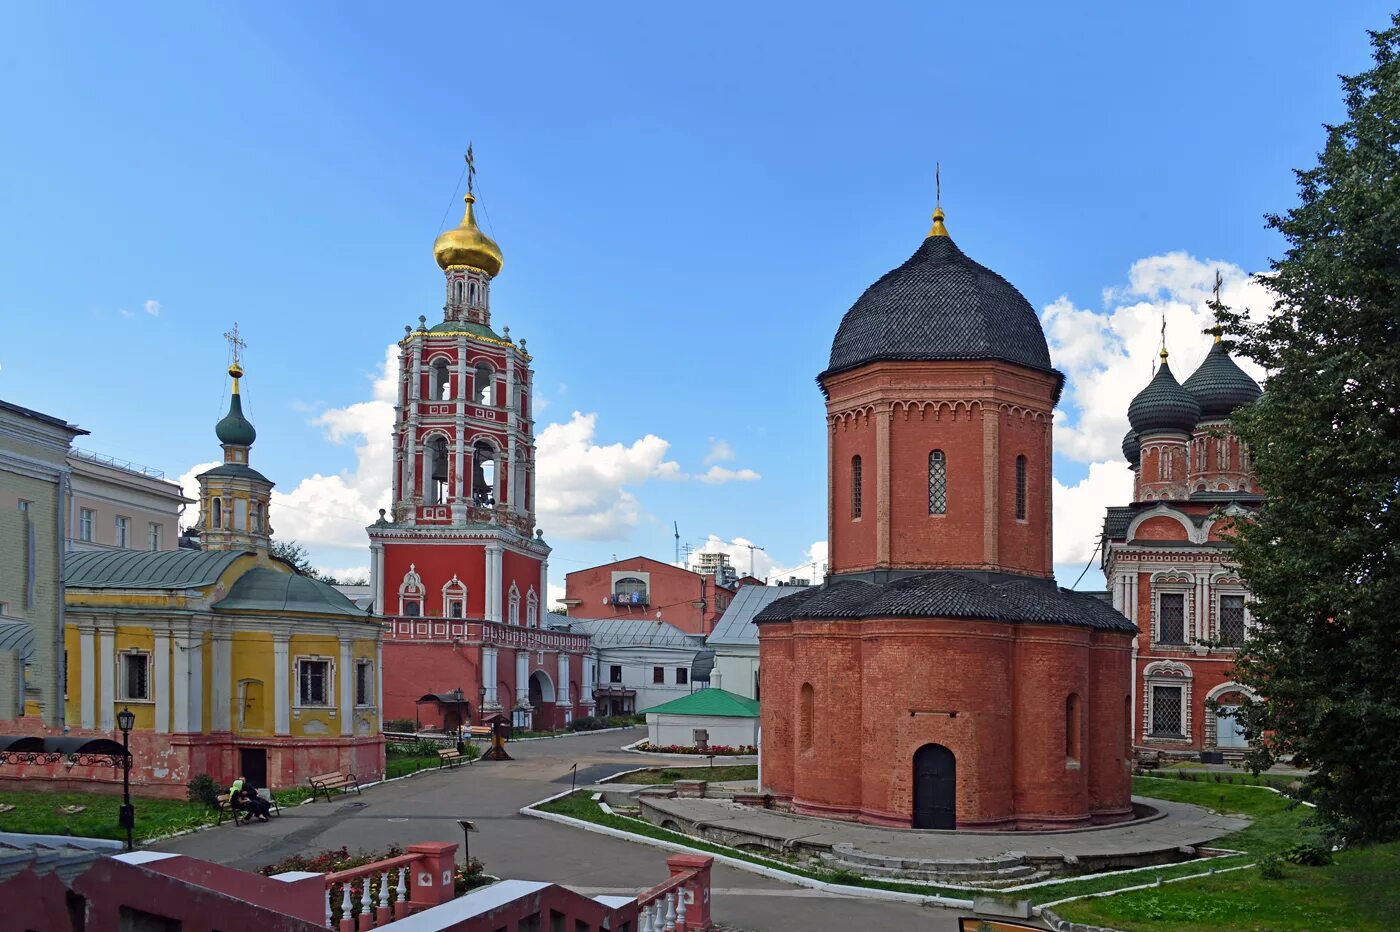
433 192 503 277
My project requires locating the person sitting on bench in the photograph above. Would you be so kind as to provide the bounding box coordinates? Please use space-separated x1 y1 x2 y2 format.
229 775 272 822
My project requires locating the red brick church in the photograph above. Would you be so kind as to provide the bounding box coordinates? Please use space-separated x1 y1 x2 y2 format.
756 204 1136 830
369 172 590 732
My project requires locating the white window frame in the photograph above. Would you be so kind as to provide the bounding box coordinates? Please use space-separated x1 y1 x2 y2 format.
526 588 539 628
295 656 334 708
508 583 521 626
79 508 94 542
1215 588 1249 647
398 564 424 616
1153 585 1191 646
442 575 468 618
354 658 374 708
115 515 131 548
1142 660 1193 740
117 650 153 702
148 522 162 551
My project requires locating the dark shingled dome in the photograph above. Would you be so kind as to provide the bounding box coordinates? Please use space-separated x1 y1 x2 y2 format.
1182 341 1262 420
822 234 1057 383
1122 429 1141 466
1127 359 1200 435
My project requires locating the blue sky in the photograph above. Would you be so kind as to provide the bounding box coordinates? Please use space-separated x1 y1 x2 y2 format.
0 2 1388 597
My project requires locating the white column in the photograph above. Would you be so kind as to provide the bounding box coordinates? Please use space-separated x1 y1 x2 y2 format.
370 543 384 615
515 651 529 705
582 651 595 713
79 625 96 729
539 557 549 615
557 654 570 704
98 625 115 731
211 632 232 732
172 632 191 733
483 647 499 707
274 635 291 735
339 637 354 736
187 632 204 732
486 544 503 622
154 630 171 733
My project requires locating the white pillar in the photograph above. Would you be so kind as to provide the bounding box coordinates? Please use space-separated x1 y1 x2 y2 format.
187 632 204 732
172 632 191 733
154 630 171 733
486 544 503 622
370 543 384 615
557 654 570 703
515 651 529 706
539 557 549 615
211 632 232 732
582 652 595 713
339 637 354 736
98 625 115 732
79 625 96 729
274 634 291 735
483 647 499 708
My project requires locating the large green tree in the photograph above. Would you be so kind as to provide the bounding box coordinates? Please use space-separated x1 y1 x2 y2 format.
1218 17 1400 842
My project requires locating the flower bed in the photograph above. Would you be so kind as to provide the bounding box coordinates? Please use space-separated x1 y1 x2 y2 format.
259 845 488 923
632 742 756 755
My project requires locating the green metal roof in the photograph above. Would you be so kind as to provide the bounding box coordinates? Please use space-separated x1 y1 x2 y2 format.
65 549 247 589
427 319 505 341
641 688 760 718
214 567 369 618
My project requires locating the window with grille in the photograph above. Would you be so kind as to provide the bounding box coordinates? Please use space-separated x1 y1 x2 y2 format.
1158 592 1185 644
851 456 863 518
1151 685 1184 736
119 653 149 701
1219 595 1246 646
298 659 330 706
1015 455 1027 520
928 450 947 514
355 660 372 706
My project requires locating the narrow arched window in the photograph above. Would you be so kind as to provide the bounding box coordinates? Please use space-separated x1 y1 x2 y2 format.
851 456 863 519
928 450 947 515
211 497 222 529
1066 692 1081 761
800 682 814 750
454 280 464 304
1015 455 1027 520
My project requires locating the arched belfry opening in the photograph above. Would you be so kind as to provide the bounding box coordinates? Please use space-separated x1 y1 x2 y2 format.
472 441 496 506
424 436 450 505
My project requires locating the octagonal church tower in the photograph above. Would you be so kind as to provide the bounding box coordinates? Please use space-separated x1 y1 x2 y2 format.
757 204 1137 831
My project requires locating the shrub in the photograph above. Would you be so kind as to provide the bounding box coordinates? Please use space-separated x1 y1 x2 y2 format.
383 719 417 733
567 716 604 732
1283 840 1334 866
633 742 757 756
454 857 487 894
187 773 221 810
1259 854 1285 880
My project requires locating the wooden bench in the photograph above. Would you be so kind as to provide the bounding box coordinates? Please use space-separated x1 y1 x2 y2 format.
467 726 492 740
217 790 281 825
437 748 471 768
308 770 361 802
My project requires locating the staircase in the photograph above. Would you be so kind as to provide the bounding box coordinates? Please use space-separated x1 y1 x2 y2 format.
816 843 1053 888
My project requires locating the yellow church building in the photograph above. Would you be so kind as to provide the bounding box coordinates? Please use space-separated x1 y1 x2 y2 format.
6 356 384 797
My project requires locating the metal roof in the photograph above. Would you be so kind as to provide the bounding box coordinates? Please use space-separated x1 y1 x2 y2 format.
707 585 805 646
215 568 369 617
564 618 703 650
642 687 760 718
0 621 36 661
64 549 247 590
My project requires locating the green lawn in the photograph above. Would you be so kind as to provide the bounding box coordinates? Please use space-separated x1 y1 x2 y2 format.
608 764 758 785
0 786 303 842
385 755 445 778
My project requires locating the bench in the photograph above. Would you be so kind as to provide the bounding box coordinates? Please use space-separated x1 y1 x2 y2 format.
437 748 471 768
308 770 361 802
217 789 281 825
467 726 492 740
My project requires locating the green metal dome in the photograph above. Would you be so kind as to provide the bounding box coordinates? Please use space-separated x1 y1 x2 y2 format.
1182 340 1262 421
215 392 256 446
1127 356 1200 435
1122 429 1141 466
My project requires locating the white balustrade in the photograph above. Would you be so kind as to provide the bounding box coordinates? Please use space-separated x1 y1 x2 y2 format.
397 866 408 908
676 889 687 929
325 885 334 927
664 892 677 931
361 879 373 922
379 870 390 915
340 884 352 926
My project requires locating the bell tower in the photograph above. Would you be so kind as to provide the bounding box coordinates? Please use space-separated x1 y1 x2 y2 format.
368 158 549 642
198 326 274 552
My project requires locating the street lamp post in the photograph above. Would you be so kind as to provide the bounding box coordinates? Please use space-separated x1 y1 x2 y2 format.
116 706 136 852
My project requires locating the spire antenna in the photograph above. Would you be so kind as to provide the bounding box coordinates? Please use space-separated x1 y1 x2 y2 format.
928 163 949 238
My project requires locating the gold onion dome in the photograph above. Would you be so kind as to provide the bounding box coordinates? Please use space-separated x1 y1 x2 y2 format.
433 192 503 276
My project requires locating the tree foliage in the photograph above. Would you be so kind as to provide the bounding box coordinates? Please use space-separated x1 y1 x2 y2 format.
268 539 367 586
1217 18 1400 843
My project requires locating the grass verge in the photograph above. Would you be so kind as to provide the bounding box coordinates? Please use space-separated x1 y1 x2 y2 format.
607 765 759 785
0 786 308 843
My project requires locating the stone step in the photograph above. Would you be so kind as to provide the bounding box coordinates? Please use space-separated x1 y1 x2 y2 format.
817 852 1039 883
827 842 1027 872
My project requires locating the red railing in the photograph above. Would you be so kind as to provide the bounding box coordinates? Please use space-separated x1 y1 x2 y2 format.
322 843 457 931
635 855 714 931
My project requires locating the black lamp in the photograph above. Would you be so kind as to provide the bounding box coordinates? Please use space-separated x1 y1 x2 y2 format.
116 707 136 851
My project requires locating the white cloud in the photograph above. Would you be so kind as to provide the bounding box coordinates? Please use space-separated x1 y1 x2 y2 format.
118 308 134 319
316 564 370 583
1052 461 1135 565
144 299 161 317
686 535 827 584
1043 252 1270 465
704 438 735 464
547 582 567 613
696 465 761 484
176 460 220 527
535 411 682 540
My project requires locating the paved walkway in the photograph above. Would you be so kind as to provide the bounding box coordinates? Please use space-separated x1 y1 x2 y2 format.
148 729 972 932
637 795 1249 863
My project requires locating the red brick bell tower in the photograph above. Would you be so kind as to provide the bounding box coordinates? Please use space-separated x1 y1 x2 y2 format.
369 163 589 731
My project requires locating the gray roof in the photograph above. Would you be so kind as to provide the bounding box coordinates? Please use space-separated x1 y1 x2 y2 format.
215 568 369 617
822 234 1060 387
65 549 247 590
198 461 272 484
1127 360 1200 435
0 621 36 661
564 618 704 650
0 399 87 435
1182 341 1262 420
708 585 805 646
755 572 1136 633
1103 506 1134 539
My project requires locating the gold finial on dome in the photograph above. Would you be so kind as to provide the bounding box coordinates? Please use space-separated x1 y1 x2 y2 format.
433 192 504 276
928 163 949 237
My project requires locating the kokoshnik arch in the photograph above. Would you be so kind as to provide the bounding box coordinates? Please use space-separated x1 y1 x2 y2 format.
756 204 1138 831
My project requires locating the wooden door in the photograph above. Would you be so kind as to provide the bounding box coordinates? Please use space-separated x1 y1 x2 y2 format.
912 743 956 829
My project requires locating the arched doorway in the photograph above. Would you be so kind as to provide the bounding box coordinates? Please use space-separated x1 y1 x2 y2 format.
528 670 556 731
1214 690 1249 749
912 744 956 829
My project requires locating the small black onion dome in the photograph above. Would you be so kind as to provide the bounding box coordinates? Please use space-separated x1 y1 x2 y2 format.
1127 355 1200 435
1182 339 1262 420
1122 429 1141 466
215 364 257 446
821 227 1059 386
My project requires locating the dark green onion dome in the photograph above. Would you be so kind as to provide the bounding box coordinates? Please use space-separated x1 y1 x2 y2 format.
1122 429 1141 466
215 364 257 446
1182 338 1262 420
821 212 1061 389
1127 352 1200 435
